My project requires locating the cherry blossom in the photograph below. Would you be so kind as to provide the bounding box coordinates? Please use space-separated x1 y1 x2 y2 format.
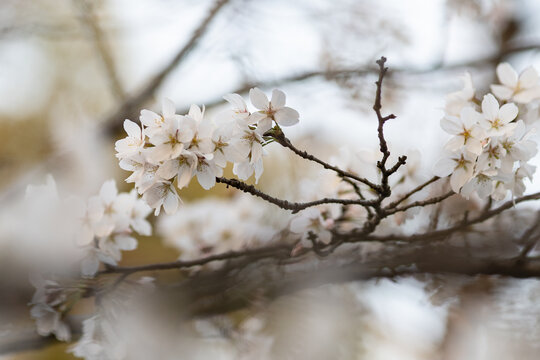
479 94 518 137
440 106 486 155
491 63 540 104
249 88 299 132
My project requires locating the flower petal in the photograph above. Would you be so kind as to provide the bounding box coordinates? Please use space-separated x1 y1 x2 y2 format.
481 94 499 121
496 63 518 88
162 98 176 118
498 103 518 123
271 89 286 109
518 67 539 88
490 84 514 101
274 107 299 126
249 88 269 110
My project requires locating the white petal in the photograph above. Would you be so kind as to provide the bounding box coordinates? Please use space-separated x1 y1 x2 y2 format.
465 138 483 156
188 104 203 121
249 88 269 110
81 254 100 277
433 158 455 177
196 169 216 190
115 235 138 251
99 180 118 204
163 191 179 215
482 94 499 120
156 159 180 180
257 118 273 133
248 112 267 125
274 107 299 126
444 136 464 152
490 84 514 100
498 103 518 123
496 63 518 88
132 218 152 236
518 67 539 88
162 98 176 118
146 144 173 163
271 89 286 109
124 120 141 139
440 117 461 135
450 167 471 192
290 216 310 233
223 93 246 110
140 109 160 127
514 87 540 103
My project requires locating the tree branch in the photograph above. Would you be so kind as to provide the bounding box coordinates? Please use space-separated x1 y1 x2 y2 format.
104 0 231 135
215 176 375 213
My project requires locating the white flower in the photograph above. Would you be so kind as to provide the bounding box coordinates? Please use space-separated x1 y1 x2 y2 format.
145 114 192 164
115 120 144 159
193 153 222 190
140 98 181 138
142 181 181 216
445 72 476 117
114 190 152 236
433 151 476 193
479 94 518 136
87 180 119 237
290 208 333 245
233 158 264 183
491 63 540 103
223 93 250 121
211 125 239 167
440 106 486 155
184 104 215 154
249 88 299 132
499 120 537 173
156 150 198 189
29 276 71 342
461 173 494 199
230 124 265 165
476 141 505 175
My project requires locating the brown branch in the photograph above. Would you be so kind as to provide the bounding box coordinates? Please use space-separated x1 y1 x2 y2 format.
385 190 455 215
350 191 540 243
271 130 381 191
386 176 442 209
104 0 231 135
74 0 125 101
100 242 296 275
216 177 375 213
514 211 540 266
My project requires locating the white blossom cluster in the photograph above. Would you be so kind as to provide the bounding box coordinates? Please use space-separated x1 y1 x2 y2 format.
159 196 285 263
29 274 72 342
434 63 540 199
25 178 152 341
76 180 152 277
115 88 300 216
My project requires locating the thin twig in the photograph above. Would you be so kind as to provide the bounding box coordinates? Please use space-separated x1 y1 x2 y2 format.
271 130 381 191
104 0 231 135
386 176 441 209
385 191 455 215
216 177 375 213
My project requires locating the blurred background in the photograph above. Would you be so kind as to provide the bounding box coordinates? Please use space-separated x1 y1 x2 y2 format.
2 0 540 359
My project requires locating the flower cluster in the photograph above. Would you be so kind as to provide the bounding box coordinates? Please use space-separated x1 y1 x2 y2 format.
434 63 539 200
17 176 151 278
115 88 299 215
29 275 73 341
159 196 284 263
75 180 152 276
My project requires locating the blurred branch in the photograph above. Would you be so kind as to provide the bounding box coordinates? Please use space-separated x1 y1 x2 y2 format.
103 0 231 135
167 40 540 116
74 0 125 101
